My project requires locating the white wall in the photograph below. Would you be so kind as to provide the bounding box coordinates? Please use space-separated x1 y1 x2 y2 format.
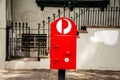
77 28 120 70
6 0 12 26
12 0 120 28
6 0 120 70
5 28 120 70
12 0 64 29
0 0 6 69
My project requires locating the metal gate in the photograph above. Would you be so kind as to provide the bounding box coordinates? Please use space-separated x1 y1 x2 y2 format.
6 22 49 61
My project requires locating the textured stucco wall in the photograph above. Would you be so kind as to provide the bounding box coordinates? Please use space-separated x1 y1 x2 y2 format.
5 28 120 70
6 0 12 26
5 0 120 70
0 0 6 69
77 28 120 70
12 0 64 29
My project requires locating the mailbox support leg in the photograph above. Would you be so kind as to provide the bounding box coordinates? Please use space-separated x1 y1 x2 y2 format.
58 69 65 80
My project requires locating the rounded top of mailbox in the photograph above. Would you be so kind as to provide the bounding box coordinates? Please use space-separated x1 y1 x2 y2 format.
51 17 76 35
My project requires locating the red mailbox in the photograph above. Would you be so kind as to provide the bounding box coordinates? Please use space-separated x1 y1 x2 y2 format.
50 18 76 69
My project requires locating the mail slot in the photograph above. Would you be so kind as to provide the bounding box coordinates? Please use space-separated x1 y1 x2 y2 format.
50 18 76 69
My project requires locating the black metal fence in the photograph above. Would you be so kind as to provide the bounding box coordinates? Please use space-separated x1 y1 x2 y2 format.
6 22 49 61
36 6 120 41
74 7 120 28
7 22 30 60
6 0 120 61
41 0 120 30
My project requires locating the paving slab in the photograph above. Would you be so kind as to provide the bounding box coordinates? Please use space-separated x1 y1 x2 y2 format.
0 69 120 80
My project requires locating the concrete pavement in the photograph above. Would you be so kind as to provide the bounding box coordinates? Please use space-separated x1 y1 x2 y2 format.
0 69 120 80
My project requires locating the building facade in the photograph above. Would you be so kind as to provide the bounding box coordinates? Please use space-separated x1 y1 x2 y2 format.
0 0 120 70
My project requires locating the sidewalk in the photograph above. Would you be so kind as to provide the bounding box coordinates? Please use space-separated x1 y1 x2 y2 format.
0 69 120 80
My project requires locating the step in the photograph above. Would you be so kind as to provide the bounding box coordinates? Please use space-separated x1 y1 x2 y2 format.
5 58 50 70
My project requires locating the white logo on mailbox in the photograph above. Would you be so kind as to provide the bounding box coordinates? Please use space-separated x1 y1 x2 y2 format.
56 19 72 34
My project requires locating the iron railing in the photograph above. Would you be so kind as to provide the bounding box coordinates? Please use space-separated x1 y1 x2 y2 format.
6 0 120 61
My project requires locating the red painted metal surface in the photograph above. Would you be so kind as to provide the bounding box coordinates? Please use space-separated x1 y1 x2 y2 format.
50 18 76 69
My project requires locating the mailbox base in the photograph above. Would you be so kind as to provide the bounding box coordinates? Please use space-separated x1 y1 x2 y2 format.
58 69 65 80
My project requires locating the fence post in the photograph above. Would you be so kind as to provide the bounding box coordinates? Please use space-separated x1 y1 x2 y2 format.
73 8 75 20
43 20 45 34
64 7 65 17
118 0 120 26
11 22 14 59
81 9 83 26
83 8 85 26
10 38 12 59
69 8 70 18
53 14 55 20
43 20 45 55
110 7 113 26
14 22 17 56
76 13 78 30
26 23 28 34
58 9 61 18
25 22 29 57
19 22 21 38
22 22 24 34
19 22 21 56
115 7 118 26
38 23 41 61
6 26 10 61
92 8 95 26
71 17 73 20
48 17 50 52
28 27 30 57
13 38 15 56
118 7 120 26
104 8 107 26
78 8 81 30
